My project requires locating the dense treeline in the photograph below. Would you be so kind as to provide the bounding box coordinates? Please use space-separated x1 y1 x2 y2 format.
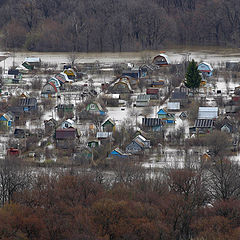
0 0 240 52
1 158 240 239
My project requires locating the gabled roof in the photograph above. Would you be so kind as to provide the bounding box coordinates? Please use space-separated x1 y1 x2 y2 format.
194 119 214 128
102 118 115 127
48 81 59 93
157 109 167 115
64 119 74 125
48 77 61 88
198 62 213 71
142 118 162 127
113 78 133 91
153 53 171 64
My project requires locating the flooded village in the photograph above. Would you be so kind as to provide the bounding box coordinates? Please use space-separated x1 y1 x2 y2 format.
0 48 240 170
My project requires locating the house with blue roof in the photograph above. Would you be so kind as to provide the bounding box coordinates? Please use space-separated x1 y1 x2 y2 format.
157 109 175 124
109 148 129 158
0 112 13 130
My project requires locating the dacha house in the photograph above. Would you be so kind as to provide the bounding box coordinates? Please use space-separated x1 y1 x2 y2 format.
197 62 213 77
152 53 170 66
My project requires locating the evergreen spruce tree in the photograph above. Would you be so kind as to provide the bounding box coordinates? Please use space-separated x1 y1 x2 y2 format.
184 59 202 91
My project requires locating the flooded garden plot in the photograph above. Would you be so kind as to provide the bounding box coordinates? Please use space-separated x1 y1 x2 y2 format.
0 47 239 167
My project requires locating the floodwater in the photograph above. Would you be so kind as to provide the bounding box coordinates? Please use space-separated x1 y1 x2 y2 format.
1 45 240 70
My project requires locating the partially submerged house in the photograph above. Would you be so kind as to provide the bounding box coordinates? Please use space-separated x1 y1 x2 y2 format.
157 109 175 124
0 112 13 130
14 128 29 138
62 119 75 129
194 119 214 134
198 62 213 77
63 68 76 81
41 82 59 98
152 53 170 66
109 148 129 158
102 118 115 132
170 91 188 106
57 104 74 113
55 128 78 149
142 118 162 131
86 102 105 115
109 77 133 94
126 134 150 154
24 57 41 67
19 98 37 112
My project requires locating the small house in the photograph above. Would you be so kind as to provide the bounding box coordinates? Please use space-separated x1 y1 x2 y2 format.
102 118 115 132
14 128 29 138
152 53 170 66
157 109 168 119
44 118 57 133
19 98 37 112
87 139 100 148
198 107 218 119
96 132 112 139
157 109 175 123
41 82 59 98
7 148 20 157
136 94 150 107
221 123 233 133
122 69 140 79
109 77 133 94
55 73 67 85
55 128 78 149
86 102 105 115
55 128 78 140
146 88 159 99
198 62 213 77
48 77 61 88
62 119 75 129
57 104 74 113
63 68 76 81
126 135 150 154
179 112 188 120
24 57 41 67
194 119 214 134
142 118 162 131
170 91 188 106
109 148 129 158
0 112 13 130
151 80 165 88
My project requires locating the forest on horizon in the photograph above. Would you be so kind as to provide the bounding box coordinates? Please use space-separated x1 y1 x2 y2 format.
0 0 239 52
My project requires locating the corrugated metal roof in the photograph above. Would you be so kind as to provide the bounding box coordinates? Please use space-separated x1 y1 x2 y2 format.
19 98 37 107
142 118 162 127
171 91 187 100
96 132 112 138
198 107 218 119
25 57 41 63
194 119 214 128
56 128 77 139
167 102 180 110
137 94 151 101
